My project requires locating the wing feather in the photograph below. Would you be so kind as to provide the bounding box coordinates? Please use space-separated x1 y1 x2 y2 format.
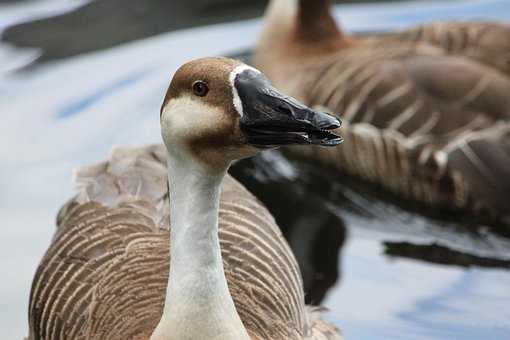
29 145 340 340
286 43 510 219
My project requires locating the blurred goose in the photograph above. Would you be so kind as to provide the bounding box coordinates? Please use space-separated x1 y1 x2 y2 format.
28 57 343 340
255 0 510 223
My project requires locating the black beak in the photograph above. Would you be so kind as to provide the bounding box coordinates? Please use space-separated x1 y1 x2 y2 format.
235 69 343 147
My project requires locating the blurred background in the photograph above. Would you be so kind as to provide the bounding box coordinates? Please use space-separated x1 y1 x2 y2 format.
1 0 510 339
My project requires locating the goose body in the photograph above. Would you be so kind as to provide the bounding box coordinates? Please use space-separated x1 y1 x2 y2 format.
28 58 343 340
255 0 510 222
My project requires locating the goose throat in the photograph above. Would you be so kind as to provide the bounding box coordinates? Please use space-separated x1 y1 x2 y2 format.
151 152 250 340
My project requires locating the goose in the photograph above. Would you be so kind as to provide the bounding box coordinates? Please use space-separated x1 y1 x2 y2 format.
28 57 344 340
254 0 510 224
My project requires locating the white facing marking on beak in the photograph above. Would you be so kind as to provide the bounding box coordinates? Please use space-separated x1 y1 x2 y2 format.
229 65 261 117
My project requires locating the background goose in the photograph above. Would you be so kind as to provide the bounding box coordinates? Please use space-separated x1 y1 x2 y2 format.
254 0 510 225
28 57 343 340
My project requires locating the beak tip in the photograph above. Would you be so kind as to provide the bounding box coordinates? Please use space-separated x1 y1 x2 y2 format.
326 135 343 146
331 115 342 129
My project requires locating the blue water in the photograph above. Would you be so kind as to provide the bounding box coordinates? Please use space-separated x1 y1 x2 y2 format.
1 1 510 339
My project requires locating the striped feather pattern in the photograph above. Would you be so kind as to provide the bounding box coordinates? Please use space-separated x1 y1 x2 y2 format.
28 145 342 340
381 21 510 76
267 42 510 219
255 0 510 221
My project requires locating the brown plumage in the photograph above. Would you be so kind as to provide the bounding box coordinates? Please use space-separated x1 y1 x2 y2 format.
28 57 343 340
380 21 510 76
28 145 341 340
255 0 510 222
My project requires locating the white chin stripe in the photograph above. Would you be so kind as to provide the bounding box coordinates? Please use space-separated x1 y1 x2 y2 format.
229 65 261 117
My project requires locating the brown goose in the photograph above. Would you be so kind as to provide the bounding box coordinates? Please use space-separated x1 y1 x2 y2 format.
254 0 510 223
28 57 343 340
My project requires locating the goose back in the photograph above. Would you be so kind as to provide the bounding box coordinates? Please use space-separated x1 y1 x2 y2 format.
263 42 510 220
28 145 341 340
255 1 510 221
379 21 510 76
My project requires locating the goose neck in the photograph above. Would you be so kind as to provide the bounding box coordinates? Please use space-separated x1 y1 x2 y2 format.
256 0 346 84
151 151 250 340
296 0 340 41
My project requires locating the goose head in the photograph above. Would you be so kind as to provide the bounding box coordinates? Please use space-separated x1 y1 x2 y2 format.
160 57 342 171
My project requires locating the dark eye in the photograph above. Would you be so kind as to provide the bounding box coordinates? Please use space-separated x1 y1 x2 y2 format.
192 81 209 97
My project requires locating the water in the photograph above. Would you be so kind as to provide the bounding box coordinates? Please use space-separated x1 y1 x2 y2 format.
230 152 510 340
1 0 510 339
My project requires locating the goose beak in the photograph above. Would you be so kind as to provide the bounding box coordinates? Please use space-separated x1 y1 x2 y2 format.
235 69 343 147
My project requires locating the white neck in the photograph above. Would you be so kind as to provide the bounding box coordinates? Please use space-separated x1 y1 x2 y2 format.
254 0 300 85
151 150 250 340
258 0 298 50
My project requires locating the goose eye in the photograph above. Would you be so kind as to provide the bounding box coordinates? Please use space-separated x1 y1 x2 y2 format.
192 81 209 97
